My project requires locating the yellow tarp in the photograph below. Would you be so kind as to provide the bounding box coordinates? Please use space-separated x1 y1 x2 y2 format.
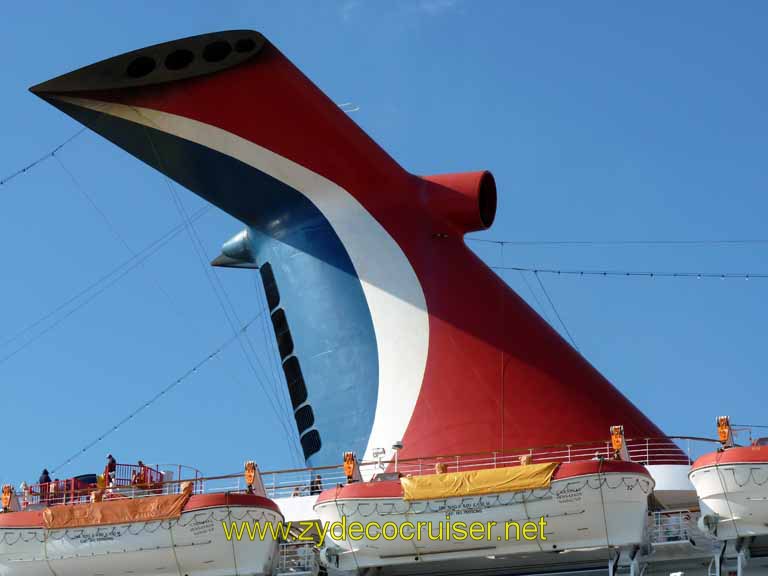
43 490 192 529
401 462 559 501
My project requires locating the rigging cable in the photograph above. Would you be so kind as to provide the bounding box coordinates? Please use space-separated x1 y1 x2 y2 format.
0 128 86 188
54 151 288 432
0 206 210 366
533 271 579 352
52 153 190 321
491 265 768 280
50 313 264 474
139 121 303 465
467 238 768 247
0 120 302 464
518 270 553 324
495 242 552 325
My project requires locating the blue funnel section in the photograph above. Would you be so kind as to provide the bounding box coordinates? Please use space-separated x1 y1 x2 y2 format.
50 101 379 467
249 227 379 466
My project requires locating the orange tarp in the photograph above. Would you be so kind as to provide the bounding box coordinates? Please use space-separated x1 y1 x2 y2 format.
43 490 192 529
401 462 559 501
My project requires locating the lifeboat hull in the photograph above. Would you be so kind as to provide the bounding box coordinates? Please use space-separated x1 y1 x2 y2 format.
690 446 768 539
0 493 281 576
314 461 653 570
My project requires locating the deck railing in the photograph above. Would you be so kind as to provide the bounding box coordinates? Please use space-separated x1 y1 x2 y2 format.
647 509 712 546
22 463 206 509
113 463 164 488
276 542 318 575
15 435 720 508
259 435 720 499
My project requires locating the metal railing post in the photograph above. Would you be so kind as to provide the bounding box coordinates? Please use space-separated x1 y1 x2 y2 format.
646 438 650 464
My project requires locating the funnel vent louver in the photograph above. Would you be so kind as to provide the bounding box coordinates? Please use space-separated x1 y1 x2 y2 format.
283 357 308 409
295 405 315 434
259 263 280 311
300 430 322 460
270 308 294 359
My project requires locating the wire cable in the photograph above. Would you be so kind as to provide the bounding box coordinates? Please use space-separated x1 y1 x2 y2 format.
492 265 768 280
50 313 264 474
468 238 768 247
533 271 579 351
138 120 303 465
0 206 210 366
55 149 293 445
0 129 86 187
53 153 191 321
494 243 553 324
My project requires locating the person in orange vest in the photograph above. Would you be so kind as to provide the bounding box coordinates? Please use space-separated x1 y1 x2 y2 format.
131 461 147 487
1 485 13 513
343 453 357 483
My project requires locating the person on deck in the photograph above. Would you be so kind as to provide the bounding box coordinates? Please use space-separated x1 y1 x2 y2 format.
38 469 51 505
105 454 117 486
309 474 323 495
131 461 147 487
343 453 356 483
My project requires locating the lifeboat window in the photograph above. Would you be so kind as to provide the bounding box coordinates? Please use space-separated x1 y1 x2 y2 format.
283 356 308 409
294 405 315 434
271 308 294 359
300 430 322 459
259 263 280 311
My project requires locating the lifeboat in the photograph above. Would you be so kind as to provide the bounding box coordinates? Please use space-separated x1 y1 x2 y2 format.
314 456 654 570
689 417 768 540
0 462 282 576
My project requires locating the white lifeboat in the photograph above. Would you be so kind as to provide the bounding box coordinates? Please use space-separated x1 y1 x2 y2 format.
690 442 768 540
314 458 654 571
0 461 281 576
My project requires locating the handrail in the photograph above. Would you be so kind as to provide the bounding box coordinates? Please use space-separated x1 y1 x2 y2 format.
13 435 722 509
257 435 720 498
260 436 716 475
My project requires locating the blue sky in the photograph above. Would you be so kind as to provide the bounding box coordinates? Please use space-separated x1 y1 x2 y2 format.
1 1 766 485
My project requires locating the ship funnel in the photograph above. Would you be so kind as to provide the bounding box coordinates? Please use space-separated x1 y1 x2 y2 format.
31 29 684 467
